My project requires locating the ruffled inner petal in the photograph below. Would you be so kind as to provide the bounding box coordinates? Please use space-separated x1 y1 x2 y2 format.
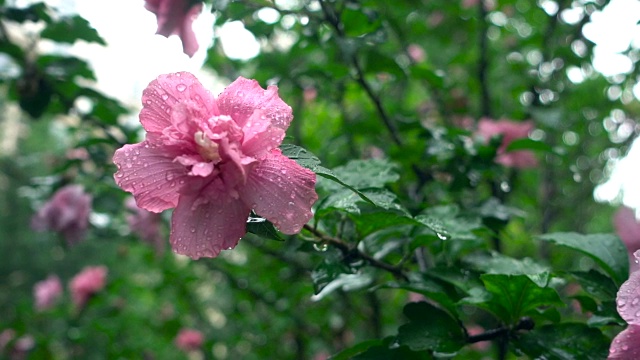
240 149 317 234
113 142 191 212
241 109 285 159
140 72 217 135
217 77 293 130
170 188 250 259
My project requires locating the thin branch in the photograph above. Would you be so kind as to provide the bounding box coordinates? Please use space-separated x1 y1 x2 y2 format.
303 224 408 281
318 0 403 146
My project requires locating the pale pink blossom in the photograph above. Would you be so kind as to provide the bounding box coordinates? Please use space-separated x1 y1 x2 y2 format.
31 185 92 246
144 0 203 57
69 266 108 308
609 250 640 358
407 44 426 63
33 275 63 311
126 197 164 254
113 72 317 259
175 328 203 352
477 118 538 169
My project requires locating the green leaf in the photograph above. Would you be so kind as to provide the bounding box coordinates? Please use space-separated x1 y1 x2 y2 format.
569 270 618 301
281 144 375 205
319 188 408 216
469 274 565 324
513 323 609 360
538 232 629 286
383 273 459 316
246 215 283 241
41 15 106 45
311 271 374 301
331 337 432 360
341 7 381 37
464 252 551 287
397 302 466 353
37 55 96 80
2 3 51 23
415 205 483 241
505 138 553 153
319 158 399 191
409 63 444 88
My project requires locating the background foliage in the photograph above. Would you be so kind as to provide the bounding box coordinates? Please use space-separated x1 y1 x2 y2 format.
1 0 639 359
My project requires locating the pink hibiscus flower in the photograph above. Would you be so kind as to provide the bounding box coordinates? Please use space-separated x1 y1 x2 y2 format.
33 275 63 311
69 266 108 308
112 72 317 259
31 184 92 246
477 118 538 169
610 250 640 358
144 0 203 57
174 328 204 352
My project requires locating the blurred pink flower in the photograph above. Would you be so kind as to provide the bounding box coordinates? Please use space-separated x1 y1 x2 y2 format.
113 72 317 259
144 0 203 57
407 44 426 63
33 275 63 311
614 206 640 273
610 250 640 358
69 266 108 308
0 329 15 353
126 197 164 254
31 185 92 246
477 118 538 169
175 328 203 352
461 0 479 9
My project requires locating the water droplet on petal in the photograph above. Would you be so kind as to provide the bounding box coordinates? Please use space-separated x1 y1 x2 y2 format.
633 298 640 306
190 227 196 233
176 84 187 92
161 94 169 100
116 172 124 178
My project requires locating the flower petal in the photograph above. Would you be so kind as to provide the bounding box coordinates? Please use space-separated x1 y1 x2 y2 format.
217 77 293 130
617 258 640 325
179 3 202 57
240 149 317 234
609 324 640 359
241 109 285 158
113 142 190 212
140 72 217 134
170 190 250 259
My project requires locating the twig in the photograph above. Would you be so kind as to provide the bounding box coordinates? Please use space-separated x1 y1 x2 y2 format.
318 0 403 146
303 224 408 281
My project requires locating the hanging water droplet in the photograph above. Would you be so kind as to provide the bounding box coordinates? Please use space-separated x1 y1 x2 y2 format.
500 181 511 192
313 243 328 252
436 232 450 240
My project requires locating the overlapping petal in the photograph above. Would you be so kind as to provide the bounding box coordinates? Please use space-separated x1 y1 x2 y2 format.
113 142 190 212
140 72 217 135
617 251 640 325
170 190 250 259
218 77 293 130
609 325 640 359
241 149 317 234
144 0 202 57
